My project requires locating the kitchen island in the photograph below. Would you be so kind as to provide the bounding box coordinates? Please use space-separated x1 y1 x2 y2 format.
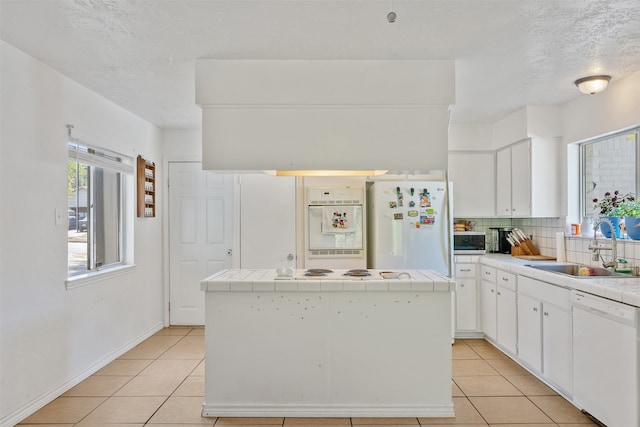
200 269 455 418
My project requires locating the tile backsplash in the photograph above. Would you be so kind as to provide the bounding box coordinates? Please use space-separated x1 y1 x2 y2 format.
456 217 640 269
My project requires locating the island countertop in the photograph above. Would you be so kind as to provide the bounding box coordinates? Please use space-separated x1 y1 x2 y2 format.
200 268 455 292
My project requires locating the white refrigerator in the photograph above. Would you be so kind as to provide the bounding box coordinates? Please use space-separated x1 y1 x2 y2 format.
367 181 453 276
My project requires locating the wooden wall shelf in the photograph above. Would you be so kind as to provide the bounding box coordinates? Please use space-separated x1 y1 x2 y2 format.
137 155 156 218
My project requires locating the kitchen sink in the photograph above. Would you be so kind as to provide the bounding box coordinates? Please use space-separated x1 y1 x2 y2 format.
526 264 630 278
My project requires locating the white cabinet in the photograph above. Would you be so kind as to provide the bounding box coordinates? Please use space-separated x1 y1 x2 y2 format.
239 174 297 268
454 261 479 333
517 276 573 395
517 293 542 372
495 138 563 217
481 266 518 355
543 303 572 394
480 266 497 341
448 152 495 217
496 271 517 355
496 140 530 216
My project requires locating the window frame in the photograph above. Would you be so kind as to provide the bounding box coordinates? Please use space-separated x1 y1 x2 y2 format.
66 137 134 288
579 126 640 220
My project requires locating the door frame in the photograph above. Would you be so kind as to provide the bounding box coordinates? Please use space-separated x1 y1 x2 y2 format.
162 156 240 326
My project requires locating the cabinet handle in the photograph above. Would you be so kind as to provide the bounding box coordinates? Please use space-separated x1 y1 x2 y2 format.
544 312 549 317
485 271 491 275
533 307 538 312
460 268 471 272
490 289 495 293
497 291 502 296
460 284 465 288
502 277 509 281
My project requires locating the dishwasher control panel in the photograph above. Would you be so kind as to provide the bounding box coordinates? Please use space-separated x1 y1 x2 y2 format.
573 291 638 326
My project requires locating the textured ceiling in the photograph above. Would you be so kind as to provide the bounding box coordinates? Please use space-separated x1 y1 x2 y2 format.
1 0 639 129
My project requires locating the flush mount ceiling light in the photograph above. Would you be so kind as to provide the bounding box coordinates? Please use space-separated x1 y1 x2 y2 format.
574 75 611 95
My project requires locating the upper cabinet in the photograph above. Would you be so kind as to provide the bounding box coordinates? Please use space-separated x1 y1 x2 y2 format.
239 174 297 269
448 152 495 217
496 140 531 216
495 138 563 218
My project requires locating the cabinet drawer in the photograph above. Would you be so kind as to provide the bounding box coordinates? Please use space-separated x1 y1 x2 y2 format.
519 276 571 310
455 263 477 278
481 265 497 283
497 270 517 291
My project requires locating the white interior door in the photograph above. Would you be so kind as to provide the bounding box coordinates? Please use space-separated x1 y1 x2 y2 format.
169 162 234 325
239 174 297 268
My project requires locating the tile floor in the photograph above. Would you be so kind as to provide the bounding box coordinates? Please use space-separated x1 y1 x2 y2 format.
18 328 596 426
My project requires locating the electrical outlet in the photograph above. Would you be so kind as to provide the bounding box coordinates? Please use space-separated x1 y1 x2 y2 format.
55 209 64 226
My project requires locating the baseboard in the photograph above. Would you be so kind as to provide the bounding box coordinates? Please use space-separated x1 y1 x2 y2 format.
454 331 485 339
0 321 164 427
201 403 455 418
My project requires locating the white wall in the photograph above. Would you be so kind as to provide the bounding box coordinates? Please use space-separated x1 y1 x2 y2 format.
0 41 164 425
448 123 493 150
162 128 202 159
562 70 640 144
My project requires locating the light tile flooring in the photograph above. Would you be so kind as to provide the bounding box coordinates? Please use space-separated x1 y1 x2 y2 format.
18 328 596 426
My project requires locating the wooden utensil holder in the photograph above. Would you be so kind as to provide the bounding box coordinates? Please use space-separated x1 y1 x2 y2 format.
511 246 524 256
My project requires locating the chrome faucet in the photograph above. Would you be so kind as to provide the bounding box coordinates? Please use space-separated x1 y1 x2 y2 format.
589 217 618 271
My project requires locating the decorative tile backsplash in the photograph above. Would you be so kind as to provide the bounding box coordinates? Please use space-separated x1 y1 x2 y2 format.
456 217 640 268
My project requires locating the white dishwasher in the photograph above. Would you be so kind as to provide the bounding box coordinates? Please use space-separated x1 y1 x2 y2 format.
572 290 639 427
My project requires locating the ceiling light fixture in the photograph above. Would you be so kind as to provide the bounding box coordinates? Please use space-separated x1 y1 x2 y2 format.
387 11 397 23
574 75 611 95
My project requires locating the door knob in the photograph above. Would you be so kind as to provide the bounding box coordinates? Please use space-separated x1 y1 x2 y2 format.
227 249 232 255
287 253 294 261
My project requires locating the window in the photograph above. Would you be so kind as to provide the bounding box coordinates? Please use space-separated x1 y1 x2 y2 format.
580 127 639 218
68 138 133 277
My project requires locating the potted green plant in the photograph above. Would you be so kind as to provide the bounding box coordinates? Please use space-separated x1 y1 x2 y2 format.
592 191 635 238
618 200 640 240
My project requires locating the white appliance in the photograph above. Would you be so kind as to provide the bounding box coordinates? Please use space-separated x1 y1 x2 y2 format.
572 290 639 427
305 187 366 269
367 181 452 276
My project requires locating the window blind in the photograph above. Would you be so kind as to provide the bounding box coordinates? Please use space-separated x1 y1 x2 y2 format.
68 136 133 175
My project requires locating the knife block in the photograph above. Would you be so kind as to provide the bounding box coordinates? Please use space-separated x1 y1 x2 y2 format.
511 246 525 256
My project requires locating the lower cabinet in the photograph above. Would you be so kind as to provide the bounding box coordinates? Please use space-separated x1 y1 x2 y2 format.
480 266 497 341
517 293 543 372
480 266 518 355
455 261 479 333
496 270 517 355
542 303 572 394
517 276 573 395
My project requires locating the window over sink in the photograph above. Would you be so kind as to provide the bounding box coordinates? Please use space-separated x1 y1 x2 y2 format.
580 126 639 219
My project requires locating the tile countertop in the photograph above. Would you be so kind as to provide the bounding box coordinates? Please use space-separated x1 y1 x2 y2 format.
481 254 640 308
200 269 455 293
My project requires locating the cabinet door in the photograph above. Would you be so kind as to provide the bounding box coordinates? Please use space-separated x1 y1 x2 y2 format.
497 286 517 355
480 280 497 340
495 147 512 216
448 152 495 217
239 174 297 268
510 140 531 217
456 277 478 331
543 303 572 394
517 293 542 372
